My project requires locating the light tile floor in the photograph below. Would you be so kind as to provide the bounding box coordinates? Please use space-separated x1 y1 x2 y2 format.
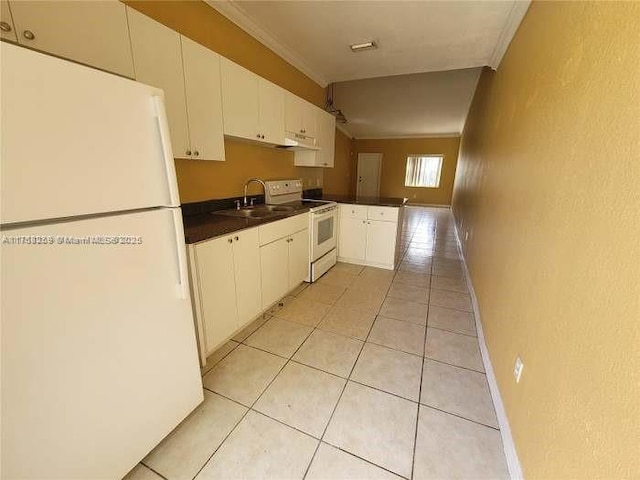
124 206 509 480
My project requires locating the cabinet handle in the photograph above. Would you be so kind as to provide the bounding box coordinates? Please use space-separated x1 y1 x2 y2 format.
234 236 239 241
22 30 35 40
261 135 265 139
0 22 12 33
362 220 365 224
228 238 233 243
186 149 191 156
256 134 261 139
368 221 371 224
193 150 199 157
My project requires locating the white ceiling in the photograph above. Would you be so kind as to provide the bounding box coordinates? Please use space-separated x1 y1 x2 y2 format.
208 0 530 86
333 68 482 138
207 0 530 138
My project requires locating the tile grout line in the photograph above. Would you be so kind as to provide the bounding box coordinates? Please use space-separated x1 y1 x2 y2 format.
410 217 431 480
303 262 398 479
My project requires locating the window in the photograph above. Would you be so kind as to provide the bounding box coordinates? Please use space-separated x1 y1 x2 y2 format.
404 155 443 188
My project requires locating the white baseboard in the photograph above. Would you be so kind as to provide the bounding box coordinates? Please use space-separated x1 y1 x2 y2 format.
453 223 524 480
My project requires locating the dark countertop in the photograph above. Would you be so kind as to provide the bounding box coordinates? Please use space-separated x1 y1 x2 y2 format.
182 203 310 244
319 194 408 207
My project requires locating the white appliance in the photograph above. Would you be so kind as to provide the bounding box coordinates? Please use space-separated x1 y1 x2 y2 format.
264 180 337 282
0 43 203 479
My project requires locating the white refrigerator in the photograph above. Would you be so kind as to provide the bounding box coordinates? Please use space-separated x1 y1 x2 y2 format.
0 43 203 478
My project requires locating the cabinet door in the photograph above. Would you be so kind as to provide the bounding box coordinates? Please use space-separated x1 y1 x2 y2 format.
221 58 259 140
285 93 304 134
338 217 367 261
365 220 398 266
302 100 318 138
258 79 285 145
260 238 290 309
181 36 225 161
289 229 309 288
317 110 336 167
128 8 190 159
195 236 238 354
9 0 134 77
232 228 262 327
1 0 17 42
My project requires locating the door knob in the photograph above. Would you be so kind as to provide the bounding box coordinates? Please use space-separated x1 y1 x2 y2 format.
234 236 239 241
186 150 191 156
0 22 12 32
193 150 199 157
23 30 35 40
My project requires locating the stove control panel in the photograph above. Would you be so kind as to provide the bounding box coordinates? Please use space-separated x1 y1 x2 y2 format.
265 179 303 204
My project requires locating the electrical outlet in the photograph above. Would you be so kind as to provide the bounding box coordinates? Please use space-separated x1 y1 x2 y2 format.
514 356 524 383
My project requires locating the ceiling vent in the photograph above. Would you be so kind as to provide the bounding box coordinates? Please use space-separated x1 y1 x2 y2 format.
349 41 378 52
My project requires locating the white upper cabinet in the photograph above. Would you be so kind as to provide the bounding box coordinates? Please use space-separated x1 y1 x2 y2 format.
181 36 225 161
285 93 318 138
8 0 134 78
128 8 225 161
221 58 260 141
221 58 286 145
317 110 336 167
0 0 17 42
293 109 336 168
127 8 190 159
258 79 286 145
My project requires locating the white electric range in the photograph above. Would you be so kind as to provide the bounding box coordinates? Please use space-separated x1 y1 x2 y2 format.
265 180 338 282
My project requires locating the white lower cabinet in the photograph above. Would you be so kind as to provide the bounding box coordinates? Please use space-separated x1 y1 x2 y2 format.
338 204 402 270
260 237 290 309
189 228 261 359
258 215 310 309
337 217 367 261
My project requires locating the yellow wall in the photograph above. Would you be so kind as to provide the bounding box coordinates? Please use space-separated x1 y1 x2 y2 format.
353 137 460 204
323 128 355 196
124 0 325 202
452 2 640 478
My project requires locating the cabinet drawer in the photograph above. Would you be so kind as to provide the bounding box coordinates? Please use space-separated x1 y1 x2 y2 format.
367 206 398 223
339 204 367 220
258 212 309 246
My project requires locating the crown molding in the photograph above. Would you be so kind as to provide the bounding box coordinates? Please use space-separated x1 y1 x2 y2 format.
488 0 531 70
205 0 330 87
354 132 461 140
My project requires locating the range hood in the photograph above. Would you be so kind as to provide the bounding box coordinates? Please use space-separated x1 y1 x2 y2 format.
279 131 319 151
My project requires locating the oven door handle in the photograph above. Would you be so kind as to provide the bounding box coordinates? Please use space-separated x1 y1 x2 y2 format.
313 208 337 220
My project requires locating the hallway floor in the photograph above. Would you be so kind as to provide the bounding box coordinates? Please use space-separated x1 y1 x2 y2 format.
125 207 510 480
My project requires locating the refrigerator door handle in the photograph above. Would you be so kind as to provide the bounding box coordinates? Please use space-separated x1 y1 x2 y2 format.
170 208 189 299
153 95 180 207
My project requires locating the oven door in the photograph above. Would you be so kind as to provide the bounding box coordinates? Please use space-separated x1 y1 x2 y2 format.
311 206 337 261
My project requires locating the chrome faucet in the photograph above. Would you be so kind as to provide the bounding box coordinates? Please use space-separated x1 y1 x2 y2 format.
243 178 266 207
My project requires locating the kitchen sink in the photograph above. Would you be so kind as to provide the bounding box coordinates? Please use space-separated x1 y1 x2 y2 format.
214 204 296 219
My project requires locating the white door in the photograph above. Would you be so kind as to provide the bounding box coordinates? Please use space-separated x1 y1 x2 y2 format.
356 153 383 197
1 43 179 224
9 0 134 77
302 99 318 138
338 217 367 261
289 229 310 288
128 7 191 160
1 209 203 479
0 0 17 42
365 220 398 266
195 235 238 354
258 78 286 145
181 36 225 161
232 228 262 327
260 238 290 309
221 58 259 140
